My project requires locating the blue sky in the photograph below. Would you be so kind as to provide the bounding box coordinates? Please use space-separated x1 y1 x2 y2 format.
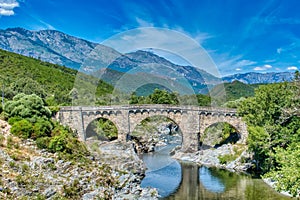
0 0 300 75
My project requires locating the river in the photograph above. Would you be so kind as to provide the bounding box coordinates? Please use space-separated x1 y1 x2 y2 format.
140 144 291 200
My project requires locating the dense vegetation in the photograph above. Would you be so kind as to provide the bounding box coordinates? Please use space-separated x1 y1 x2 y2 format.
3 93 89 160
0 49 113 106
238 72 300 197
209 80 263 106
129 89 212 106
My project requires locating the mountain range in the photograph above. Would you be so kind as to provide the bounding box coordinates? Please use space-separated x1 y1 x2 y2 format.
0 27 296 94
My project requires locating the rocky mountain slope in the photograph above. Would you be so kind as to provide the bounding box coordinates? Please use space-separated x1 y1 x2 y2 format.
222 72 294 84
0 27 117 70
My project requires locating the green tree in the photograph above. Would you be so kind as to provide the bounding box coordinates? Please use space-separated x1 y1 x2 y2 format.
148 89 179 105
238 81 300 195
4 93 51 121
9 77 47 98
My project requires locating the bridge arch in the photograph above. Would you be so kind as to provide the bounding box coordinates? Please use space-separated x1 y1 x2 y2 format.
199 114 248 144
83 111 126 141
128 108 184 134
129 115 183 153
85 117 118 141
200 122 241 148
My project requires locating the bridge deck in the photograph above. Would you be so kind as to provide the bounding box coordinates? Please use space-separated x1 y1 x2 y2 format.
59 104 237 114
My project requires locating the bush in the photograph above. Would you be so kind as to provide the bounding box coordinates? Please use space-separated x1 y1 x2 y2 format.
32 118 53 139
4 93 51 120
49 131 68 153
10 119 33 139
36 137 51 149
8 116 22 125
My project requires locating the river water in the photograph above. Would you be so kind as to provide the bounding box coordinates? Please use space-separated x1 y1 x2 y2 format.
140 144 291 200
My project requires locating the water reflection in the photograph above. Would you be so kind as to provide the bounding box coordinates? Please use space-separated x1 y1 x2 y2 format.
199 167 225 193
141 142 292 200
141 144 182 197
164 163 292 200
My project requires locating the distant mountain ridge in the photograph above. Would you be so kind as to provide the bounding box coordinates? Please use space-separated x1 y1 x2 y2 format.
222 72 295 84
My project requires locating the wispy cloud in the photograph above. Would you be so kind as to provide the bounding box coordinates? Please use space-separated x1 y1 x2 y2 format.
0 0 19 16
216 55 257 75
36 19 55 30
262 16 300 25
287 66 298 70
135 17 154 27
254 64 272 71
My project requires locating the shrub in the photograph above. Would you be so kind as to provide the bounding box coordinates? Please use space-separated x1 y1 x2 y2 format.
8 116 22 125
4 93 51 120
11 119 33 139
32 118 53 139
48 132 68 153
36 137 51 149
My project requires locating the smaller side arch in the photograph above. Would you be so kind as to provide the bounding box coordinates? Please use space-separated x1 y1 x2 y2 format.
200 114 247 144
82 111 129 142
85 117 118 141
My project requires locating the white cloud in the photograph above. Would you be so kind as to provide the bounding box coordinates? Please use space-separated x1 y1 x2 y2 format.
264 64 272 69
253 64 273 71
0 1 19 16
287 66 298 70
277 48 282 54
0 8 14 15
236 59 257 66
253 67 265 71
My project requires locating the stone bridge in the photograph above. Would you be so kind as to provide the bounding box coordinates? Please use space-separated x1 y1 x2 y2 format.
57 105 247 152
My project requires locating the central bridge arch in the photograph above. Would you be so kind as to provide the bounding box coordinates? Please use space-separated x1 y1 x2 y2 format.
57 105 248 153
128 107 184 134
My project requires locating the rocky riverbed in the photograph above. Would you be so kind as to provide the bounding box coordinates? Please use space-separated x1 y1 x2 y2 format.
0 119 158 199
172 143 254 173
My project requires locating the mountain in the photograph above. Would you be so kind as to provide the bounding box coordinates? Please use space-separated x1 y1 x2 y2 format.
104 50 221 94
209 80 257 103
0 28 221 94
223 72 295 84
0 27 119 70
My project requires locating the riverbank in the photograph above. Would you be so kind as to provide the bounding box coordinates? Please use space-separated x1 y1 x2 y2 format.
172 143 253 173
0 119 158 199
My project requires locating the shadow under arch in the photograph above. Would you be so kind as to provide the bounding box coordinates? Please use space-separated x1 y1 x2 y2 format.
85 117 118 141
200 122 241 149
129 115 183 154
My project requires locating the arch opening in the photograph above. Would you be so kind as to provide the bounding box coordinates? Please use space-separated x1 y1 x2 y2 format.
200 122 241 149
85 117 118 141
129 115 182 154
